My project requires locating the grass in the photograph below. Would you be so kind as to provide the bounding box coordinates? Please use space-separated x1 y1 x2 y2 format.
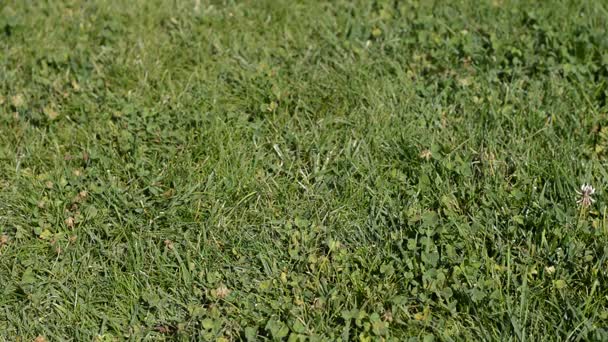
1 0 608 340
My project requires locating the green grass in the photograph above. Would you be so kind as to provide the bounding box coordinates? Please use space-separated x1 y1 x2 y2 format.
1 0 608 340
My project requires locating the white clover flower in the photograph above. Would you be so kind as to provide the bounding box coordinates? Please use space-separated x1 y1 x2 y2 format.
576 184 596 207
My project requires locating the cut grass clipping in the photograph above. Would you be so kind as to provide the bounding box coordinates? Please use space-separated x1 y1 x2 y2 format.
1 0 608 340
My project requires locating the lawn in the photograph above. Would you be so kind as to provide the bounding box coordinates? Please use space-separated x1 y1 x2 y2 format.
1 0 608 340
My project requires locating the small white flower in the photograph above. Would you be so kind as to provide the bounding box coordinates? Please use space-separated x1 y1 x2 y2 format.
576 184 596 207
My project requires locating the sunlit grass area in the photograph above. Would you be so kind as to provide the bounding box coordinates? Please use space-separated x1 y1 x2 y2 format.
1 0 608 340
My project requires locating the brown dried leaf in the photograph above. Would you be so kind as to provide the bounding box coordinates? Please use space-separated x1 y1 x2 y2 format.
71 80 81 91
78 190 88 200
213 284 231 299
44 106 59 120
419 149 432 160
162 188 175 199
153 325 175 334
312 298 324 310
11 94 25 108
382 310 393 322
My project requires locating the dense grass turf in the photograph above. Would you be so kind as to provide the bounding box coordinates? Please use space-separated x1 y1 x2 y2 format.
2 0 608 340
